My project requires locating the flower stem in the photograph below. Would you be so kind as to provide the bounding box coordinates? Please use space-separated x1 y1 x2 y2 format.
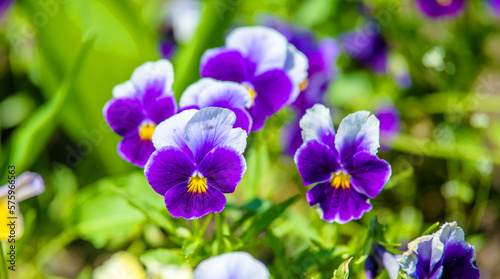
192 219 200 238
215 212 225 255
0 241 9 279
200 214 213 239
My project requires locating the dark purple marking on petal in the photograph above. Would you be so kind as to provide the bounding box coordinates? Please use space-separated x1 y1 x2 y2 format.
294 140 340 186
200 49 254 83
248 69 293 131
306 181 372 223
144 146 195 195
118 133 156 168
440 240 480 279
104 98 145 137
144 95 177 124
345 152 391 199
198 146 246 193
164 183 226 219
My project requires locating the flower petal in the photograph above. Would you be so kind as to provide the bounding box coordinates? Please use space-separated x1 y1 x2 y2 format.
284 44 308 104
306 181 372 223
294 140 340 186
200 49 253 83
144 95 177 124
164 183 226 219
179 78 219 108
197 81 252 109
345 152 391 199
199 146 246 193
231 108 253 134
144 146 195 195
185 107 247 163
152 109 198 156
248 69 293 131
104 98 145 137
130 60 174 99
440 240 479 279
194 252 270 279
335 111 380 164
112 81 137 98
226 26 288 75
299 104 336 149
118 134 156 168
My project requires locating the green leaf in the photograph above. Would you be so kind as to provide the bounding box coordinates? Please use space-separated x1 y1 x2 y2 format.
332 257 352 279
421 222 440 236
241 195 300 242
182 238 202 257
140 249 185 268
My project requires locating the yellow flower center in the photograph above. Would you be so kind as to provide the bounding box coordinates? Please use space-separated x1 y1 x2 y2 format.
436 0 452 6
187 173 208 194
330 171 350 189
244 86 257 106
299 78 309 92
139 124 156 141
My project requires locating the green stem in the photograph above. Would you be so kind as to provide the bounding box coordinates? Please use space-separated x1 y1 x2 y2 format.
215 212 224 255
192 219 200 238
200 214 213 239
0 241 9 279
35 229 78 269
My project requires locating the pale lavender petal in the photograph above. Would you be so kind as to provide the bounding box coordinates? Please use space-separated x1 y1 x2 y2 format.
197 82 252 109
198 146 246 193
306 181 372 223
194 252 270 279
299 104 336 149
164 183 226 219
144 146 195 195
130 60 175 99
103 98 145 137
335 111 380 164
118 133 156 168
294 140 340 186
152 109 198 157
179 78 219 108
345 152 391 199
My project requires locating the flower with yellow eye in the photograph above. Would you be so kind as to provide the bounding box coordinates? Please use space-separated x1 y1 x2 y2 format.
103 60 177 167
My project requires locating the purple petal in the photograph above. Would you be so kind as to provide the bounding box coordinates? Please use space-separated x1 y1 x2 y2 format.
294 140 340 186
299 104 336 150
152 109 198 158
306 181 372 223
200 49 254 83
184 108 247 163
345 152 391 199
144 146 195 195
103 98 145 137
440 240 480 279
231 108 253 134
335 111 380 164
118 133 156 168
490 0 500 17
164 183 226 219
144 95 177 124
248 69 293 131
199 146 246 193
375 101 401 146
130 60 175 100
416 0 465 19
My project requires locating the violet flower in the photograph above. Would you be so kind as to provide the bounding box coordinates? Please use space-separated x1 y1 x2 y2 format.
144 107 247 219
415 0 465 19
0 0 14 17
194 251 269 279
365 244 400 279
340 22 388 74
179 78 253 134
294 104 391 223
374 100 401 150
398 222 480 279
488 0 500 17
103 60 177 168
200 26 308 131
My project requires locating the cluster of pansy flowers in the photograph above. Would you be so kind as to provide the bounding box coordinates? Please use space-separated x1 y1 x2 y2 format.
103 24 480 279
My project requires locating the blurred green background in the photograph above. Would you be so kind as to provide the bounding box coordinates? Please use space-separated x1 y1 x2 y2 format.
1 0 500 278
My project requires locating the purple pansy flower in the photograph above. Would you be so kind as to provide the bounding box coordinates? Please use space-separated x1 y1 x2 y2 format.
294 104 391 223
194 251 270 279
180 78 253 134
398 222 480 279
144 107 247 219
415 0 465 18
375 100 401 150
340 22 388 74
103 60 177 168
200 26 308 131
0 0 14 17
489 0 500 17
365 244 400 279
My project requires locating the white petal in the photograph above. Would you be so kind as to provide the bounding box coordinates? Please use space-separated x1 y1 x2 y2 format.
0 172 44 202
284 45 309 103
184 108 247 159
152 109 198 150
194 252 270 279
112 81 137 98
226 26 288 75
179 78 219 108
300 104 335 143
130 59 175 96
198 81 252 109
335 111 380 160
